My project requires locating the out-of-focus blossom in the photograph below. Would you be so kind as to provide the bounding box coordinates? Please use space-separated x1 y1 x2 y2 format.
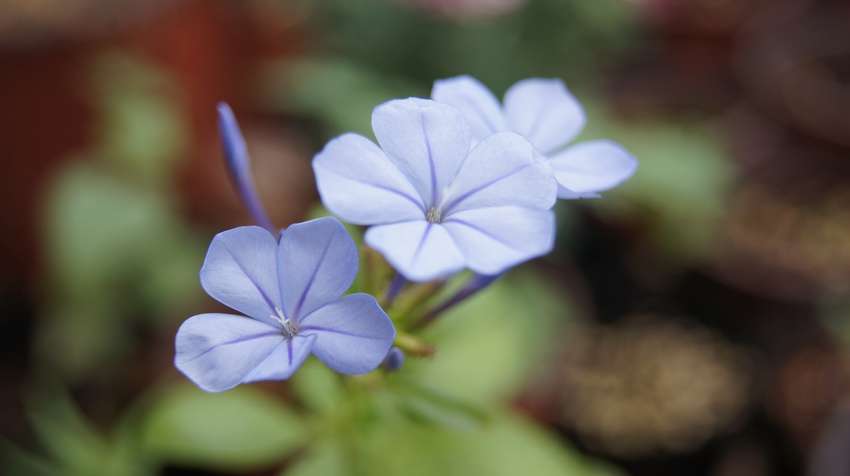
432 76 637 199
558 317 751 456
175 218 395 392
313 98 556 282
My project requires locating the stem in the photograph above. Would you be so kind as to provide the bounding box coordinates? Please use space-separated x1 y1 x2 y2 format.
394 332 435 357
392 281 446 325
381 273 407 308
410 273 501 331
217 102 275 233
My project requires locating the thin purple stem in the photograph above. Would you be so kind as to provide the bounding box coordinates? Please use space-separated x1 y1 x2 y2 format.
383 272 407 307
217 102 276 234
410 273 501 330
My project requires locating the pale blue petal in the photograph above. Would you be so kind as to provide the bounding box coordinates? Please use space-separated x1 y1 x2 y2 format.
300 293 395 375
174 313 286 392
503 78 585 155
313 133 425 225
279 217 358 321
371 98 472 207
242 334 315 383
200 226 282 326
549 140 637 194
431 75 506 142
364 220 465 282
556 188 602 200
441 132 556 215
443 206 555 275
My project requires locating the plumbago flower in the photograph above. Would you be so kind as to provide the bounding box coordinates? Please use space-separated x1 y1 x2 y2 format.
313 98 556 282
432 76 637 199
174 215 395 392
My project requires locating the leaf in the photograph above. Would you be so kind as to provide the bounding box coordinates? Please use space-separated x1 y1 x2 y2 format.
39 163 203 379
263 58 420 137
141 385 307 470
92 53 185 184
25 389 152 476
290 358 345 415
406 272 568 404
579 106 733 262
391 380 489 430
357 410 623 476
283 440 347 476
0 440 58 476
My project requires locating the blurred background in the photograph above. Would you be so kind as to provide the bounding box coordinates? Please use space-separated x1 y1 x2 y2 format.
2 0 850 475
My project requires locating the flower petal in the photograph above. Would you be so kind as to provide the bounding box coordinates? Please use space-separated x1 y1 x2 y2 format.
549 140 637 195
242 334 315 383
313 133 425 225
442 206 555 275
200 226 282 325
431 75 506 142
217 103 274 232
300 293 395 374
365 220 465 282
372 98 472 207
279 217 358 321
503 78 585 155
441 132 556 215
174 313 287 392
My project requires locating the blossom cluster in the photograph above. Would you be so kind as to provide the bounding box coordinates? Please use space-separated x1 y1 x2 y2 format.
175 76 637 392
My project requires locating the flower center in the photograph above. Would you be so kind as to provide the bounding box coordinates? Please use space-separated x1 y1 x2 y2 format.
426 207 442 224
272 306 298 337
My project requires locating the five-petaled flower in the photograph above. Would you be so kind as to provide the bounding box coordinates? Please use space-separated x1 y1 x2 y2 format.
175 217 396 392
313 98 556 282
432 76 637 199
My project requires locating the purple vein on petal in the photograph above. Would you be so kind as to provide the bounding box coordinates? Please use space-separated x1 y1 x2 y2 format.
291 230 336 320
460 94 501 134
286 339 293 366
420 111 439 207
444 217 517 250
220 242 279 314
411 223 433 268
299 325 386 340
441 162 535 216
320 168 426 214
182 330 282 363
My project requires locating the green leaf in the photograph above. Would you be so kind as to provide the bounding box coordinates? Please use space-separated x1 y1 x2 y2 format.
25 390 152 476
283 440 347 476
263 58 420 137
580 107 733 262
391 379 489 430
406 272 568 404
357 410 622 476
141 385 307 470
39 163 203 379
92 53 185 184
0 440 58 476
290 358 345 415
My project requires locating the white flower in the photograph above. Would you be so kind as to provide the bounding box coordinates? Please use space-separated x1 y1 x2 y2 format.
432 76 637 199
313 98 556 282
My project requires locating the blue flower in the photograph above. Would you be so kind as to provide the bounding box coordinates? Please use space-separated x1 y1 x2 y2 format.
313 98 556 282
175 217 396 392
432 76 638 199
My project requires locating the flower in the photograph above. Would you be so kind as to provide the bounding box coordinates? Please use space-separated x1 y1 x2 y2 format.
432 76 637 199
174 217 396 392
313 98 556 282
